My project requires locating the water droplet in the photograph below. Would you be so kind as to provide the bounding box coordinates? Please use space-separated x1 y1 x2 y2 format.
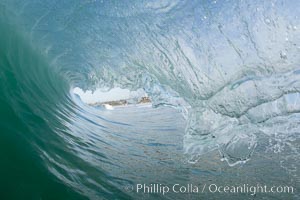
265 18 271 24
280 51 287 60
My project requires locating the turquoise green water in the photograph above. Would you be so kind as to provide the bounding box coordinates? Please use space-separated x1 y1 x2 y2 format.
0 9 88 199
0 1 299 199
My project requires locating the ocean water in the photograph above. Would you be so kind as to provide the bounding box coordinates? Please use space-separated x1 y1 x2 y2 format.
0 0 299 199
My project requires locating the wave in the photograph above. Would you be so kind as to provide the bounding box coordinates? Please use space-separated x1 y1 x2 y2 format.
0 0 299 199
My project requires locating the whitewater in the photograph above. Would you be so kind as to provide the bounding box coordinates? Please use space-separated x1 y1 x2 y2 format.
0 0 299 199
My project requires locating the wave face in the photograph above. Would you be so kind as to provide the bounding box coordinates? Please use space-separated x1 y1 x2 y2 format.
0 0 299 199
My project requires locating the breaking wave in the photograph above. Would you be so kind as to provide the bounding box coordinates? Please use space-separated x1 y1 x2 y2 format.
0 0 299 199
